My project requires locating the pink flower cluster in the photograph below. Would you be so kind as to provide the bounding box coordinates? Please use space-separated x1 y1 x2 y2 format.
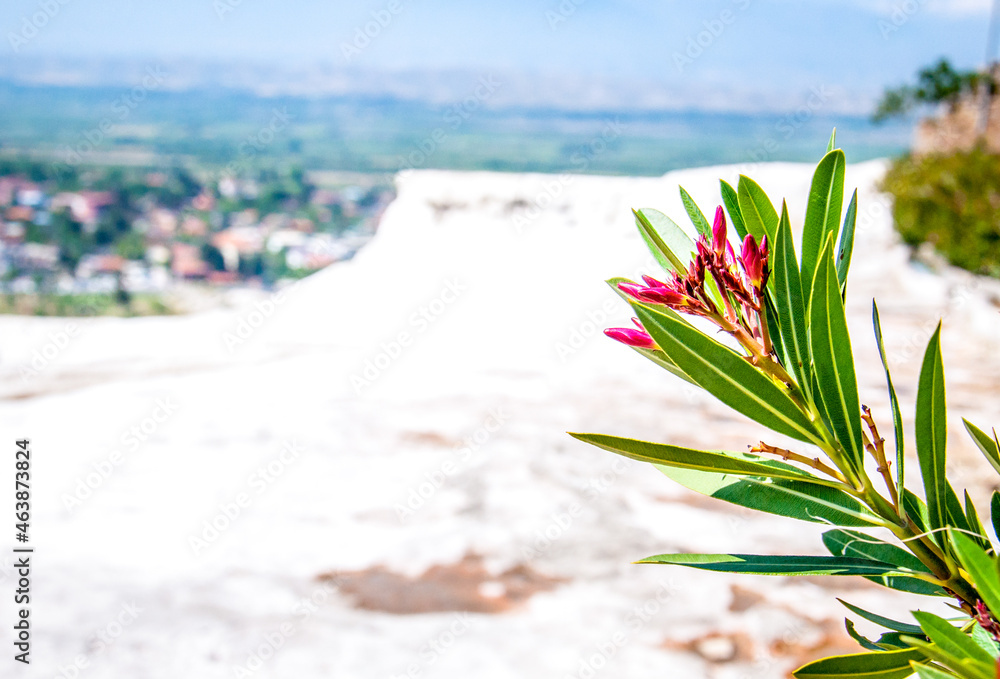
605 206 771 353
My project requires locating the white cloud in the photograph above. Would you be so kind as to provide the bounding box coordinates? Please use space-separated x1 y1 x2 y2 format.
849 0 992 17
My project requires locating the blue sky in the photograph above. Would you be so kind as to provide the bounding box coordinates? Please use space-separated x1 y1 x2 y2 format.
1 0 994 110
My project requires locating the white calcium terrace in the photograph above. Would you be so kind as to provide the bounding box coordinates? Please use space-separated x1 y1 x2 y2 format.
0 161 998 677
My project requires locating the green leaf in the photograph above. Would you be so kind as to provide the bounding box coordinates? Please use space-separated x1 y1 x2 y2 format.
838 599 923 635
873 301 905 499
971 623 1000 659
792 648 924 679
991 491 1000 543
657 464 883 527
945 482 975 538
633 208 694 274
827 128 837 153
964 489 991 550
630 346 697 385
632 302 823 445
679 186 712 239
824 530 930 575
720 179 748 242
637 552 906 576
915 323 948 532
866 575 949 598
845 618 884 651
801 149 846 292
912 665 959 679
837 189 858 291
772 202 811 394
809 241 865 474
763 290 791 370
964 419 1000 476
871 632 914 650
737 175 779 244
913 611 996 667
825 529 948 597
951 533 1000 618
904 490 931 536
568 434 842 487
903 637 994 679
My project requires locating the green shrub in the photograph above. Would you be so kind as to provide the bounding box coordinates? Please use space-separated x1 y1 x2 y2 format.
582 134 1000 677
881 148 1000 276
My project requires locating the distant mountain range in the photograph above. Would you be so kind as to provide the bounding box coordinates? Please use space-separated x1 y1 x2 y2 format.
0 56 884 116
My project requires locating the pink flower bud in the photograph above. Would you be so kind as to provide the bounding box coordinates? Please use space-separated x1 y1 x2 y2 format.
604 327 656 349
617 282 646 299
740 234 768 288
712 206 727 256
637 286 687 306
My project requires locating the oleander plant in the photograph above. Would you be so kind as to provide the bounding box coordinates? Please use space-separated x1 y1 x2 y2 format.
571 131 1000 678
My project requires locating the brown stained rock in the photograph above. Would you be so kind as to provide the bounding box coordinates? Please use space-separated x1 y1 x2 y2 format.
401 431 459 448
318 553 564 614
662 632 754 664
728 584 766 613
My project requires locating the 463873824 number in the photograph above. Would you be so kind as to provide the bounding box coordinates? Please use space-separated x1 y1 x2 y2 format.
15 439 29 541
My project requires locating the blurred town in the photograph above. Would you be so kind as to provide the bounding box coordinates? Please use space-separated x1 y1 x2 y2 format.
0 158 392 314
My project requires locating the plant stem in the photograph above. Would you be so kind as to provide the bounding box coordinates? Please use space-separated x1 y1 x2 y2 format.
861 406 899 513
749 442 849 484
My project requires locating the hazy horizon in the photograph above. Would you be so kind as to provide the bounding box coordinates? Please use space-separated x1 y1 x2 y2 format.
2 0 995 114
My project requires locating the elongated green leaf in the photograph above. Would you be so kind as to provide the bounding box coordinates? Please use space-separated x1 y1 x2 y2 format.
809 241 865 473
866 575 949 597
945 482 975 538
991 491 1000 543
823 530 951 597
763 290 791 370
952 533 1000 618
679 186 711 238
630 346 697 385
872 632 914 650
825 529 948 597
838 599 922 635
802 149 846 291
827 128 837 153
637 552 905 576
913 612 996 667
720 179 748 242
964 419 1000 476
737 175 778 244
824 530 930 575
873 301 905 499
633 302 822 444
837 189 858 290
657 464 882 527
773 202 811 394
845 628 913 652
916 323 948 531
904 490 931 536
845 619 883 651
793 648 924 679
633 208 694 274
971 623 1000 659
904 637 993 679
964 489 991 550
568 434 842 487
912 665 960 679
